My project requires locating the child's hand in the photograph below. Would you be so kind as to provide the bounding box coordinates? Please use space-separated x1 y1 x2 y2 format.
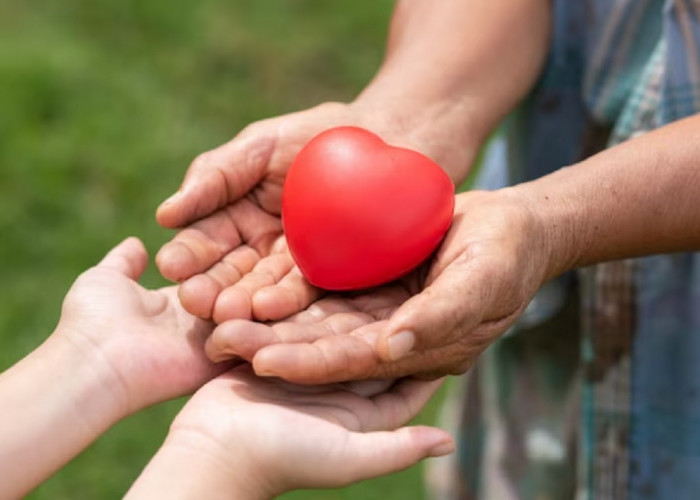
0 237 228 499
56 237 227 416
127 366 453 499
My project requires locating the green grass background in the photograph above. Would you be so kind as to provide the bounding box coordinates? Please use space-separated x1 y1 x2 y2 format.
0 1 451 498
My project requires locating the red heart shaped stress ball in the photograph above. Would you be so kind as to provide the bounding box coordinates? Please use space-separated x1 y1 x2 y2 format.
282 126 455 290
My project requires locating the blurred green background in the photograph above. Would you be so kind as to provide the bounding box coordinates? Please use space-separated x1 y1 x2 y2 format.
0 1 450 498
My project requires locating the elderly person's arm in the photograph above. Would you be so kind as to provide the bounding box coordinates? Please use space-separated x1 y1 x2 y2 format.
206 113 700 383
155 0 552 324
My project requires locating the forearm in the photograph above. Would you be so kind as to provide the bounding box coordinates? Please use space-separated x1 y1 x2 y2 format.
513 113 700 279
126 432 268 500
0 333 124 498
354 0 551 181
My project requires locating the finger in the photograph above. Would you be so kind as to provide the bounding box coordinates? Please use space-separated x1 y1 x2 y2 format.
327 426 455 486
156 129 277 228
252 318 458 383
252 331 382 384
212 294 375 361
284 284 407 326
378 259 491 362
206 311 373 362
219 284 411 378
156 210 245 282
308 378 444 433
212 253 295 323
286 296 367 323
97 237 148 280
206 321 280 362
367 378 444 430
177 246 260 319
251 266 322 321
156 198 281 282
341 379 395 398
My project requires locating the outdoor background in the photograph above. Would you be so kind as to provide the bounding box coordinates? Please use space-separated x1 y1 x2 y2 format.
0 1 455 498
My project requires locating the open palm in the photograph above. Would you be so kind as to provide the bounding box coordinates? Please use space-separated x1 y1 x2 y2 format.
205 191 549 384
155 103 378 323
167 364 452 496
57 238 227 415
155 100 476 326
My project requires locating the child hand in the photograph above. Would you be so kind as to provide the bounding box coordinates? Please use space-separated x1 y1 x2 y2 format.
0 237 229 498
56 237 228 417
127 366 453 499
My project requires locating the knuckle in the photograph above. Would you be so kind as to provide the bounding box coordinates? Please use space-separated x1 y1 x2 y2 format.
238 121 265 138
456 327 493 357
448 359 473 376
312 101 345 114
191 151 213 171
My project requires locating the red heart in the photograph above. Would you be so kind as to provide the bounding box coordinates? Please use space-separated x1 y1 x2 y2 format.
282 126 455 290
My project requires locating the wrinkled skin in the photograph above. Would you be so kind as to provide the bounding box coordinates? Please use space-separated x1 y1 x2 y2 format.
155 101 475 325
204 191 550 384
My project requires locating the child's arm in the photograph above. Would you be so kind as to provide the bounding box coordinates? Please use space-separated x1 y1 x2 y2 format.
0 238 225 498
0 333 124 498
126 366 453 499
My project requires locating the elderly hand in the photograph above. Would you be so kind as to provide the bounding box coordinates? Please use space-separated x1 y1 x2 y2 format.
154 100 476 325
203 190 551 383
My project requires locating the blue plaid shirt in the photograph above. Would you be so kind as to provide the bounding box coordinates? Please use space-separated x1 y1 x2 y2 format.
433 2 700 499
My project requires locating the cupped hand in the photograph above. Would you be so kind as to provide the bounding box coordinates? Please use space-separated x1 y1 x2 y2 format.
205 189 552 383
57 237 229 416
155 101 475 325
164 365 453 497
155 103 370 323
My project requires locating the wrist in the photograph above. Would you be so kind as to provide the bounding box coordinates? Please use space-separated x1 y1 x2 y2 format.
351 85 485 183
454 189 554 290
127 430 272 500
504 174 585 281
50 326 131 426
43 330 129 431
0 332 127 498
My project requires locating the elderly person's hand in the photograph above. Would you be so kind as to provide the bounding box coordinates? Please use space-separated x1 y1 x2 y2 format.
154 98 477 325
204 112 700 384
152 0 548 326
203 190 551 383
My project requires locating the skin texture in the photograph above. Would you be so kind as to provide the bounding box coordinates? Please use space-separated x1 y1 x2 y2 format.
155 0 698 387
0 238 226 499
514 113 700 274
0 238 453 499
126 367 453 500
207 113 700 384
206 191 548 383
155 0 552 326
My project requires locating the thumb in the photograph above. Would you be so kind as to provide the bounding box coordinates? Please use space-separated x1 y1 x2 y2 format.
156 131 276 229
97 237 149 281
334 426 455 485
378 260 486 362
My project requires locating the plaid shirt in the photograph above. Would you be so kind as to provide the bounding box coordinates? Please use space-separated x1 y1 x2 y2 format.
427 1 700 499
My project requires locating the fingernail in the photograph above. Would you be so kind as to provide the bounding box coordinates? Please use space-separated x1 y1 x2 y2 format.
429 440 456 457
387 330 415 361
254 366 277 377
